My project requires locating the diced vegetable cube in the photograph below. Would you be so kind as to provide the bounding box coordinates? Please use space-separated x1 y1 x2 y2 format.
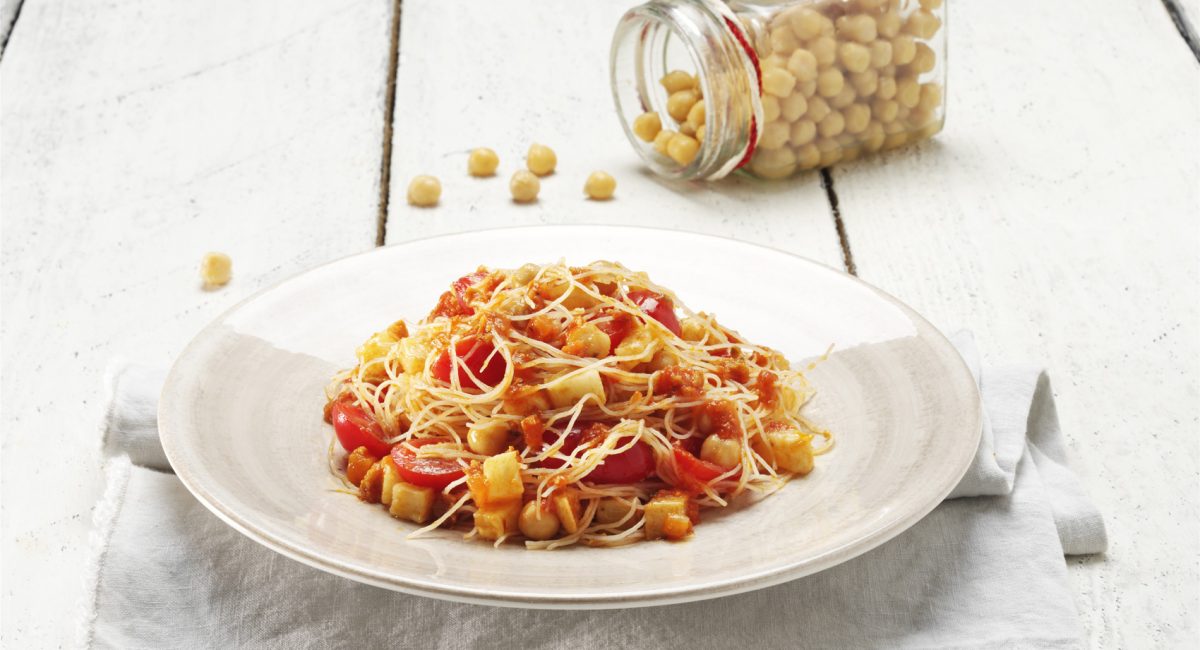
644 492 692 540
474 500 521 540
389 481 435 524
552 487 583 533
482 450 524 504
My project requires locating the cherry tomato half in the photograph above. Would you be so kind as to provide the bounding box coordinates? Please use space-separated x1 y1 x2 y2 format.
431 337 508 389
390 439 465 490
628 289 682 337
673 444 726 482
541 423 657 484
594 310 634 351
332 398 393 458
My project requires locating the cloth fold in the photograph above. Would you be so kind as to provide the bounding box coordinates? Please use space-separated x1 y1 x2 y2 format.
79 333 1106 649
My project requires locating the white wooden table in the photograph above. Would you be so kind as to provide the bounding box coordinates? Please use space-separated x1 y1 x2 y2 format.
2 1 1197 646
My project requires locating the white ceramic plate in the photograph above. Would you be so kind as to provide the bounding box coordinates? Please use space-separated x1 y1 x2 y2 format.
159 225 981 609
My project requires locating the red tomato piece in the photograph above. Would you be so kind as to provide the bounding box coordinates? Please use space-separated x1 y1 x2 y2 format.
594 310 634 350
431 337 508 389
332 398 393 458
628 290 682 337
541 423 656 484
673 444 726 482
390 439 465 490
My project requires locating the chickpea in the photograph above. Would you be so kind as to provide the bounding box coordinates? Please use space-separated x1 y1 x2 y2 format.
844 103 871 134
809 36 837 67
509 170 540 203
594 498 633 525
781 92 808 122
797 79 817 98
838 42 871 74
795 143 821 170
770 26 799 54
406 175 441 207
830 85 857 109
526 143 557 176
884 118 907 135
787 49 818 83
660 69 695 94
652 129 676 156
686 100 706 132
467 421 510 456
806 95 831 122
762 67 797 98
199 252 232 287
920 0 943 9
872 97 900 123
518 501 561 541
632 112 663 142
910 43 936 74
749 147 797 179
818 146 842 168
883 131 909 150
870 40 893 69
896 76 920 108
666 89 699 122
817 68 844 98
908 108 934 128
467 148 499 177
877 11 902 39
789 119 817 146
787 8 826 40
892 35 917 65
877 75 897 100
583 171 616 201
862 121 887 152
850 69 878 97
905 10 941 39
762 94 782 122
679 121 696 137
760 121 791 150
836 15 877 44
818 111 845 138
695 125 706 142
701 435 741 470
666 132 700 166
918 83 943 112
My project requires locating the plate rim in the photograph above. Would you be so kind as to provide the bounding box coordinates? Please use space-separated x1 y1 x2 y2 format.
158 224 983 609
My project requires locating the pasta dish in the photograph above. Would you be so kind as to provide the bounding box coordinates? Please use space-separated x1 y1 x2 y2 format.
323 261 830 548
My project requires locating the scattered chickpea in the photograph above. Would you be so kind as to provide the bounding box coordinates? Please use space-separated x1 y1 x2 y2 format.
526 143 557 176
467 148 499 177
406 175 441 207
838 42 871 74
509 170 540 203
584 171 617 200
787 49 818 82
817 68 844 98
762 67 797 97
632 112 663 142
199 252 232 287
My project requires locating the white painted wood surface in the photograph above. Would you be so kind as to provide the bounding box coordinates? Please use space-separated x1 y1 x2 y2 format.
385 1 845 269
1 0 1197 647
830 1 1200 646
0 0 393 647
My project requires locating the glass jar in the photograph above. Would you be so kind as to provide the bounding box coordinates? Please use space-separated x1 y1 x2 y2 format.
610 0 946 180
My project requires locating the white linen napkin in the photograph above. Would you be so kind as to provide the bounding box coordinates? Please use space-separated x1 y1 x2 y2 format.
78 332 1106 649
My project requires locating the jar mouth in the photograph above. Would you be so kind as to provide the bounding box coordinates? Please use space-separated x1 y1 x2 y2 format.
610 0 762 181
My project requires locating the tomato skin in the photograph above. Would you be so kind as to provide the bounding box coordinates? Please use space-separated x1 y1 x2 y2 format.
390 440 466 489
628 290 682 337
432 337 508 389
594 310 634 350
673 444 726 482
332 399 393 458
542 423 657 484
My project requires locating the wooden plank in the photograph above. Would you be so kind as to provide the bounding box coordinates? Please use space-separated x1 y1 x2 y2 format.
385 0 845 270
828 0 1199 646
0 0 394 646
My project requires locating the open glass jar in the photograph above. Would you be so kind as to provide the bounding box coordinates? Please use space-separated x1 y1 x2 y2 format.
611 0 946 180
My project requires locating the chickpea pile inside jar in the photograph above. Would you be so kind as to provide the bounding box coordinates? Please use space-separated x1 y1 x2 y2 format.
611 0 945 181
